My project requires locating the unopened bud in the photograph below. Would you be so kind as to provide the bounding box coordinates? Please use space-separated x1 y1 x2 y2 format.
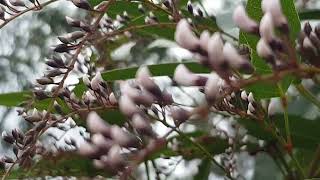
175 19 200 51
87 112 110 136
119 95 140 117
259 13 275 43
132 114 154 137
136 66 162 98
261 0 288 29
173 64 207 86
233 6 258 33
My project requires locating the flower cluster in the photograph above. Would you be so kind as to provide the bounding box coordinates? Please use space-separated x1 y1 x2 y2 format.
297 22 320 67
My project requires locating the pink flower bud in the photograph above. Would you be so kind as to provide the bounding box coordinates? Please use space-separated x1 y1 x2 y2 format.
110 126 140 148
261 0 287 27
199 30 210 51
87 112 110 136
233 6 258 33
248 102 255 112
91 134 114 151
259 13 275 43
175 19 200 51
121 82 155 107
82 74 91 88
107 145 125 170
303 37 317 52
109 92 118 105
132 114 154 137
207 33 225 69
136 66 162 97
90 72 104 91
119 95 140 117
173 64 207 86
248 92 255 103
170 107 190 126
78 141 100 158
257 39 274 61
241 90 248 101
205 74 222 103
223 43 254 73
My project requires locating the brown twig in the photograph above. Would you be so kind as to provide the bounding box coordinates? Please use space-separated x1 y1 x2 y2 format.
0 0 59 29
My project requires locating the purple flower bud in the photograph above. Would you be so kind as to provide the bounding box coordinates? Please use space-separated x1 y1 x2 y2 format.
303 37 317 52
304 22 312 36
207 33 225 69
170 107 190 126
2 131 14 144
137 4 146 14
132 114 154 137
173 64 207 86
246 109 254 116
119 95 140 117
82 74 91 88
110 126 140 148
58 31 85 44
199 30 210 51
36 77 54 85
241 90 248 101
2 156 14 163
248 102 255 112
205 74 222 103
46 69 63 77
87 112 110 136
261 0 287 28
248 92 255 103
109 92 118 105
71 0 92 10
9 0 25 7
161 89 174 105
310 32 320 49
107 145 125 170
136 66 162 97
175 19 200 51
187 1 193 15
257 39 275 63
90 72 105 91
223 43 254 73
91 134 114 151
259 13 275 43
78 141 100 158
121 82 155 107
233 6 258 33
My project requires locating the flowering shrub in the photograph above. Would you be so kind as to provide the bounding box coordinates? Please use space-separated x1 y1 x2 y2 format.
0 0 320 179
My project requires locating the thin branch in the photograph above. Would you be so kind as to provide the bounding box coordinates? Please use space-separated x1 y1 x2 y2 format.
308 144 320 177
0 0 59 29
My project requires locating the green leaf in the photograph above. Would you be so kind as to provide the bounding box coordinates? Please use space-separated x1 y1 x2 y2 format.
238 115 320 150
0 91 31 107
194 158 212 180
299 10 320 20
240 0 301 98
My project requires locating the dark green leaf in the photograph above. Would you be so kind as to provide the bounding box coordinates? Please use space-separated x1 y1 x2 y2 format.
299 10 320 20
239 115 320 150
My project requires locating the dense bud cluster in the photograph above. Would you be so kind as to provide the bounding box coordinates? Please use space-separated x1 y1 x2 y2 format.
297 22 320 67
78 111 165 175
